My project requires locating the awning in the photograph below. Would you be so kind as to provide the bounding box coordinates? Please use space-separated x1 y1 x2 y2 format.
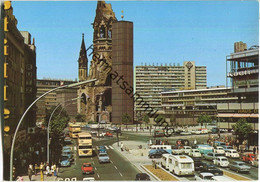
217 113 259 118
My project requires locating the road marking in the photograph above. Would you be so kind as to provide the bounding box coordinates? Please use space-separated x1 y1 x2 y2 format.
110 160 113 164
109 145 114 149
114 166 118 170
95 167 97 170
105 146 109 150
97 173 100 178
74 146 76 150
119 172 123 176
93 161 95 164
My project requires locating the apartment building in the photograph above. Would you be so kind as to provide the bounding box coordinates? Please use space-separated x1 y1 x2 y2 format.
134 61 207 119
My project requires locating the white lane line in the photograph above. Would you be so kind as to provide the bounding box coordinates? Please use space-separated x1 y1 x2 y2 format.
97 173 100 178
114 166 118 170
74 146 76 150
93 161 95 164
109 146 114 149
105 146 109 150
119 172 123 177
95 167 97 170
110 160 113 164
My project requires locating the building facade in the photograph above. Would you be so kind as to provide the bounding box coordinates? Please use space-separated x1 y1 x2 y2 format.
134 61 207 119
36 79 77 124
77 1 134 124
161 86 241 125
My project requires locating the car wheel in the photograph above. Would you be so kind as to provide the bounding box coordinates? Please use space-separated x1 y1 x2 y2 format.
152 155 155 159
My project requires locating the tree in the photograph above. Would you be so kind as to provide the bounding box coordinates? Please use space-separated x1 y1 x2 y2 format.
143 114 151 135
232 118 253 143
154 115 165 130
122 113 131 124
75 113 86 123
197 114 212 128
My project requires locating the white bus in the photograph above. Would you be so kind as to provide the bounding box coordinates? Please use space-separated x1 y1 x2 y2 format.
168 155 194 176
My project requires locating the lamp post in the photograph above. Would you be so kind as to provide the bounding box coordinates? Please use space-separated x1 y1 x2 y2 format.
47 97 81 164
10 79 96 181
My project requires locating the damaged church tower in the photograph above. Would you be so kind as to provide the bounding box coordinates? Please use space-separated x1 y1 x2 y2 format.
78 1 134 124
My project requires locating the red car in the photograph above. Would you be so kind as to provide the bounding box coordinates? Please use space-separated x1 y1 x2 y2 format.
242 153 257 163
81 163 94 174
105 132 113 137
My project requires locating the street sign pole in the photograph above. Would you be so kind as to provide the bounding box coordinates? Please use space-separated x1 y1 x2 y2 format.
0 1 5 181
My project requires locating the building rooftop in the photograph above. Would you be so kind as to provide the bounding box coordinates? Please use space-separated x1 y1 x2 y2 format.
162 86 231 94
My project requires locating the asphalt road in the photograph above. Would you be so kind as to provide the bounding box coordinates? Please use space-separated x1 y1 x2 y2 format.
58 131 140 181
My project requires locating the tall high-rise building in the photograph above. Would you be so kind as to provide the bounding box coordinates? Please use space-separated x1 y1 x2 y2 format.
234 41 247 53
112 21 134 123
134 61 207 118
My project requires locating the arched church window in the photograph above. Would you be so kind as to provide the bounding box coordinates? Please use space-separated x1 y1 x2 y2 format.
108 29 112 38
100 25 105 38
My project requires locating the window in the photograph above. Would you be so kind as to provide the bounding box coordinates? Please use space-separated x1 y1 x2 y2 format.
100 25 105 38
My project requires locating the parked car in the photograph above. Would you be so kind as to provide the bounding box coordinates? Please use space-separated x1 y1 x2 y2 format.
225 149 239 159
222 146 233 152
200 163 223 176
64 136 72 143
62 149 74 162
135 173 150 181
192 157 204 171
242 153 257 163
214 146 225 154
104 131 113 137
98 153 110 163
148 149 168 159
229 161 251 173
195 172 214 180
196 144 213 154
213 156 229 167
181 146 192 154
81 163 94 174
189 149 202 158
60 156 71 167
251 159 259 167
180 131 191 135
191 129 202 135
203 152 223 161
98 146 107 154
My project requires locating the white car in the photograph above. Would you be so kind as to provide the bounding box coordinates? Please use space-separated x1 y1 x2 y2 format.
180 131 191 135
214 146 225 154
188 149 202 158
195 172 214 180
191 129 202 134
213 156 229 167
182 146 192 154
225 149 239 159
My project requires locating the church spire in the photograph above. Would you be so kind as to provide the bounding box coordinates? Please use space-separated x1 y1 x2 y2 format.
78 33 88 81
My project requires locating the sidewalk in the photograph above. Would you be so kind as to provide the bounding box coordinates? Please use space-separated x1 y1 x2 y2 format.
112 140 158 180
20 172 57 181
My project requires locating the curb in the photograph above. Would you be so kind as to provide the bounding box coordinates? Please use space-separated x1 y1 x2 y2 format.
140 165 161 181
157 164 181 181
221 168 253 181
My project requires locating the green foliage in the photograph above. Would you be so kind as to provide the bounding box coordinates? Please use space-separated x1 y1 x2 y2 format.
197 114 212 127
122 113 131 124
232 118 253 142
75 113 86 123
88 120 97 124
143 114 150 125
154 115 165 126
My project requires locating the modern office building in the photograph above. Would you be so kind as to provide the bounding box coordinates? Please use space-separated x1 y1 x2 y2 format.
36 79 77 123
78 1 134 124
161 86 242 125
134 61 207 119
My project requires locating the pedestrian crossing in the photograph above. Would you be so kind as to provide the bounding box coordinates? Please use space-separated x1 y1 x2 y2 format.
92 145 114 151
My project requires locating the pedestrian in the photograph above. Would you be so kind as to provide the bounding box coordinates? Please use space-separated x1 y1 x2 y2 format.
51 164 54 176
257 146 259 154
28 165 33 181
34 164 38 176
120 142 124 151
194 139 197 145
46 163 51 176
253 146 256 155
40 162 44 181
53 164 57 177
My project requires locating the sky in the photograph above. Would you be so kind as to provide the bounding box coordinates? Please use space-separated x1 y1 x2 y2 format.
12 1 259 87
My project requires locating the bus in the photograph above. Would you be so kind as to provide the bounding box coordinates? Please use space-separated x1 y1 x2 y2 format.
78 132 92 157
78 143 93 157
69 124 81 139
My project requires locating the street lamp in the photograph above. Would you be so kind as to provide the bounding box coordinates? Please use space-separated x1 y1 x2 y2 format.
47 97 81 164
9 79 96 180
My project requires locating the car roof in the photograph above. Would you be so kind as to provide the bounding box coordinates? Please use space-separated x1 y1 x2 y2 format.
83 163 91 165
136 173 149 177
200 172 214 176
216 156 227 159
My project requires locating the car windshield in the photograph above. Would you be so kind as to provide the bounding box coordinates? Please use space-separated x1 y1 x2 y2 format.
238 163 244 166
83 164 91 167
180 163 192 169
61 156 68 161
99 153 108 157
233 151 238 153
221 158 228 161
204 176 213 180
215 154 222 156
251 155 255 158
195 150 200 153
